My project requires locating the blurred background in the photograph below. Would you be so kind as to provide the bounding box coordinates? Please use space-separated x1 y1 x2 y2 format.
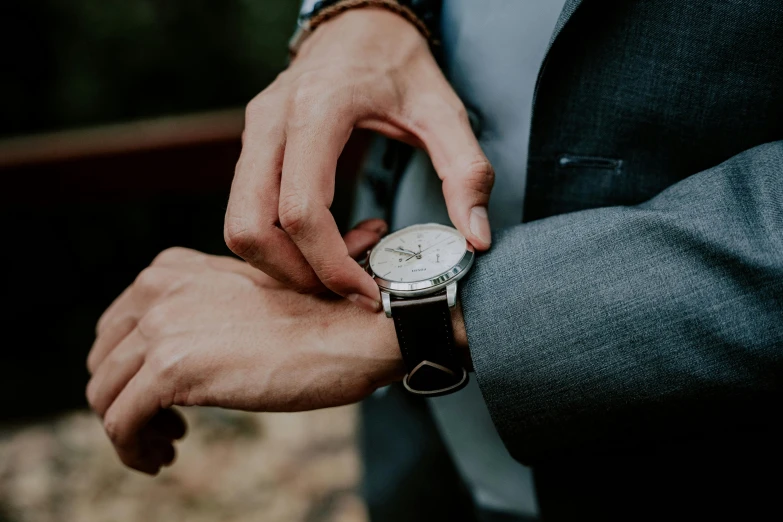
0 2 369 520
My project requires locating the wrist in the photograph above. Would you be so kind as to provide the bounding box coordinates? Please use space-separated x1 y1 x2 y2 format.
293 1 434 60
295 8 428 62
365 303 408 384
371 296 474 378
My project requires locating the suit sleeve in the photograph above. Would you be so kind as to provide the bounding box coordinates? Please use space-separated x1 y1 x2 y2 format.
460 140 783 463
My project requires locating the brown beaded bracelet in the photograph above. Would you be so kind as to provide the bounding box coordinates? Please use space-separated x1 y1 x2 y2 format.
289 0 435 59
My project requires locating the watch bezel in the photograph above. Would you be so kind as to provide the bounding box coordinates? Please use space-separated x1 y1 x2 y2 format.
367 224 475 298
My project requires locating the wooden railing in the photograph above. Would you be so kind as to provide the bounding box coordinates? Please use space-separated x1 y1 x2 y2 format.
0 108 369 215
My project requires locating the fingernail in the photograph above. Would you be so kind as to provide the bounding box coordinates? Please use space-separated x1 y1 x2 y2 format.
470 206 491 246
374 222 388 236
348 293 381 312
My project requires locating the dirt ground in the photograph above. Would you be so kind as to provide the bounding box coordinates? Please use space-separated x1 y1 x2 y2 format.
0 405 367 522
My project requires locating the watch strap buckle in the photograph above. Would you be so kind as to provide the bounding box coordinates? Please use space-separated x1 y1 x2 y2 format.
402 361 468 397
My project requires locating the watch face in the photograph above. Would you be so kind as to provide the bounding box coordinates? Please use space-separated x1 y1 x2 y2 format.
369 224 469 289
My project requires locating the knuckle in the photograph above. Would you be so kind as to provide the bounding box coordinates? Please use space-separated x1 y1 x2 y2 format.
103 417 124 446
85 379 99 410
86 352 98 374
224 218 261 259
244 106 287 149
134 267 171 297
137 305 174 339
244 100 259 122
151 247 196 266
245 93 275 122
288 75 336 123
460 157 495 195
291 72 325 102
278 197 312 237
244 95 284 139
95 314 109 338
147 346 183 384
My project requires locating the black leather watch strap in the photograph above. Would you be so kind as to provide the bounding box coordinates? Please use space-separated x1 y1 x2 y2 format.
390 292 468 396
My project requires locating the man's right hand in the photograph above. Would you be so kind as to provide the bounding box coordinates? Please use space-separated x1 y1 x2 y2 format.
224 8 494 312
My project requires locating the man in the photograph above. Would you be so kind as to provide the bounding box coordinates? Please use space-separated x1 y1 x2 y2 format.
87 1 783 520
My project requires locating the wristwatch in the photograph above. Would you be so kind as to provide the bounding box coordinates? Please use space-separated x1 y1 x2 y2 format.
366 223 473 396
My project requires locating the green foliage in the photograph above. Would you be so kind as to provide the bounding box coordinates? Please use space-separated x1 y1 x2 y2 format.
0 0 300 137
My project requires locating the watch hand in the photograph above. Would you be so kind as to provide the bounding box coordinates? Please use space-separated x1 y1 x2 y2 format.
404 237 451 261
385 247 417 256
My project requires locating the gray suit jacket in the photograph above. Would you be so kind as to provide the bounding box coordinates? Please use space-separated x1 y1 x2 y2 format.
452 0 783 516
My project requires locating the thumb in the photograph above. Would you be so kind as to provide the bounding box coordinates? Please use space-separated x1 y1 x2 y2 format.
418 105 494 250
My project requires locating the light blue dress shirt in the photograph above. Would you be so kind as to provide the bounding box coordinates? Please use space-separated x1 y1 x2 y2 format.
389 0 568 516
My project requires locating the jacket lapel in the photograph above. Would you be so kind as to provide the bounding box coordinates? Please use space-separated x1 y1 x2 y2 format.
533 0 585 100
547 0 584 53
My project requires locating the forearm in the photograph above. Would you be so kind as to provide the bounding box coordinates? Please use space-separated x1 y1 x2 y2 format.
461 140 783 463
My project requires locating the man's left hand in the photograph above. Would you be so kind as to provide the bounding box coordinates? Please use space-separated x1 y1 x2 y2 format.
86 246 403 475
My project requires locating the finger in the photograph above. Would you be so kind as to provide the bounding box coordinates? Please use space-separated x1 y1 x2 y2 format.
144 408 187 441
136 437 175 474
344 218 387 259
157 442 177 467
103 365 163 475
278 112 381 311
87 328 147 417
137 437 177 469
224 96 322 291
414 100 495 250
90 267 183 374
88 315 136 375
132 412 184 471
96 283 134 336
95 267 183 340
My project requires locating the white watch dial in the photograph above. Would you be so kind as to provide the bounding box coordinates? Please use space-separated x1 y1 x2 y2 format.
369 224 467 284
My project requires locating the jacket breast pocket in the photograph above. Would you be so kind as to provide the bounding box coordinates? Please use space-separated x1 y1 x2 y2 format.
525 154 631 219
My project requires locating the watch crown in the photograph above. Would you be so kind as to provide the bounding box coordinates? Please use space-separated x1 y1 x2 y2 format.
360 249 372 270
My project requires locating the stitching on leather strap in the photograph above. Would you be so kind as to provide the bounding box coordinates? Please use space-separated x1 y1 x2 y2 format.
440 305 456 370
392 295 459 379
393 314 412 370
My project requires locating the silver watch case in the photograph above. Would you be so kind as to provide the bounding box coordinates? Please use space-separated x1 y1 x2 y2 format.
365 228 475 317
